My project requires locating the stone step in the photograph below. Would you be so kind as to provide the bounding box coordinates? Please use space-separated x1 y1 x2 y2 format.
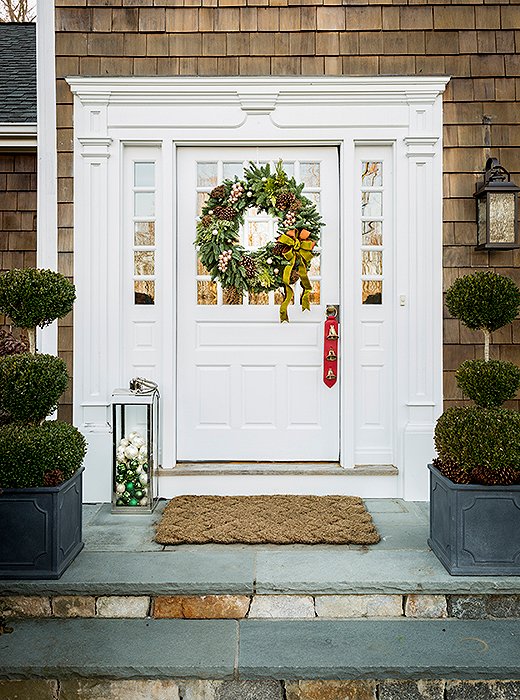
0 618 518 681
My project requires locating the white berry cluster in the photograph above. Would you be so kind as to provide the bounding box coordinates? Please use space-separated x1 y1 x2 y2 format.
218 249 233 272
229 182 244 203
284 211 297 227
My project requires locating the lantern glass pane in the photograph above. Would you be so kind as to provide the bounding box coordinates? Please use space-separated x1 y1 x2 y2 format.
489 192 516 243
477 197 487 247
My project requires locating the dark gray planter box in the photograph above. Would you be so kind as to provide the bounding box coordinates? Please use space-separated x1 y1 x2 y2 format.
428 463 520 576
0 467 84 580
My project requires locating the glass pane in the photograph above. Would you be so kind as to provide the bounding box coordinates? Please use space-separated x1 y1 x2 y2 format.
489 192 516 243
134 250 155 276
134 192 155 217
310 280 320 305
135 280 155 305
197 163 218 188
362 250 383 276
249 291 269 305
362 221 382 246
197 257 209 275
223 162 244 180
134 221 155 246
309 255 320 276
361 191 382 218
305 192 320 208
477 198 487 247
274 288 294 305
134 162 155 188
197 280 217 305
282 162 294 178
300 162 320 187
197 191 209 216
222 287 243 305
362 280 382 305
362 161 383 187
247 220 270 248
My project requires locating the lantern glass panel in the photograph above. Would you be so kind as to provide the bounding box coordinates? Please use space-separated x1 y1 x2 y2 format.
477 197 487 247
488 192 516 244
112 390 159 514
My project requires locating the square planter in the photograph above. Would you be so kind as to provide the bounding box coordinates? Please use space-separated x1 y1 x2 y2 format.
428 463 520 576
0 467 84 580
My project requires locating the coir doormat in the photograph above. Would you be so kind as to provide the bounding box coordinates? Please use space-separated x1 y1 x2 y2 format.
155 495 380 545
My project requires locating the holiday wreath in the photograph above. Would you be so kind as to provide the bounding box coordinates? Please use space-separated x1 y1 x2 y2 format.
195 161 324 322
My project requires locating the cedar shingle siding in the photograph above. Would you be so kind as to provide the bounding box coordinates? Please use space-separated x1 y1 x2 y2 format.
54 0 520 416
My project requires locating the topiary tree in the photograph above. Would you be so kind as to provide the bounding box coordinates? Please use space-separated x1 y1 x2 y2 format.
436 271 520 486
0 268 86 489
446 271 520 362
0 268 75 354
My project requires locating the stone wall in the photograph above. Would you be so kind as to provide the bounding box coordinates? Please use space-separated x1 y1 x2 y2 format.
53 0 520 419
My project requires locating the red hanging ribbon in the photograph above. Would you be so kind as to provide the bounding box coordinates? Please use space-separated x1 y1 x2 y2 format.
323 313 339 388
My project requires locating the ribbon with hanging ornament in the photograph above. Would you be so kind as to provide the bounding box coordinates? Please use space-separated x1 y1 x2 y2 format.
323 307 339 388
277 228 316 323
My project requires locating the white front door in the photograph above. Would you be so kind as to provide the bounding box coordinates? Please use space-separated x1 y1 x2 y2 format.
177 147 340 462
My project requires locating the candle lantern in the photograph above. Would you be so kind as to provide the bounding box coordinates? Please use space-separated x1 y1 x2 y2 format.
475 157 520 250
111 378 160 514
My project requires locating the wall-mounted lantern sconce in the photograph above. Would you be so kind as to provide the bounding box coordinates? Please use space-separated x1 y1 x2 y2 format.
475 157 519 250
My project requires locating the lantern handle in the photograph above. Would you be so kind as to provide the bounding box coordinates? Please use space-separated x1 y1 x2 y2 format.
129 377 159 395
484 157 510 183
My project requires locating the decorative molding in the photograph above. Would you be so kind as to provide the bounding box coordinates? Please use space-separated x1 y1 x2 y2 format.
0 123 37 148
78 137 113 158
66 76 450 108
404 137 439 158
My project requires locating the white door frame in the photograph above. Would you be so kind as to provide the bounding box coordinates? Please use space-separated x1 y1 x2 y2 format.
67 76 449 501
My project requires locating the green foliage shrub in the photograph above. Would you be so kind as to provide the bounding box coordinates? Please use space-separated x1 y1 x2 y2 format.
0 268 75 330
0 353 69 423
445 271 520 332
434 406 520 476
0 421 87 489
456 359 520 408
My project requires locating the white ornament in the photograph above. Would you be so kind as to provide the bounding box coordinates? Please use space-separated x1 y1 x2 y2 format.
274 268 279 274
262 177 267 182
124 444 139 460
208 210 213 214
128 432 138 441
139 474 148 485
132 436 144 449
136 465 143 474
212 229 218 236
116 448 125 461
139 497 148 506
247 191 252 197
118 438 129 448
139 445 147 457
115 483 125 495
267 258 272 264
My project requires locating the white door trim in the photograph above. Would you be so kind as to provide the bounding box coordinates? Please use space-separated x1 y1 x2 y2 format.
68 76 449 501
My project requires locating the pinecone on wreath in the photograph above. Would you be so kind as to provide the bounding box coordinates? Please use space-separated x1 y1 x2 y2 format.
290 268 300 285
214 205 236 221
201 214 213 227
240 256 256 278
272 241 291 256
210 185 227 200
276 192 296 211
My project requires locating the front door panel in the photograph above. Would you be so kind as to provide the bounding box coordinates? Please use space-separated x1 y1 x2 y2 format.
177 147 340 462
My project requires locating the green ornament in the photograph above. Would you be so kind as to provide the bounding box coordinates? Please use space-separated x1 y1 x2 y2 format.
130 459 140 468
122 491 131 502
115 473 125 483
134 489 143 499
129 498 139 506
116 498 125 506
126 482 135 492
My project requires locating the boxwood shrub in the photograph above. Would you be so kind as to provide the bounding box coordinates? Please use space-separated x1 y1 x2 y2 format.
445 271 520 332
434 406 520 478
456 359 520 408
0 353 69 423
0 421 87 489
0 268 75 331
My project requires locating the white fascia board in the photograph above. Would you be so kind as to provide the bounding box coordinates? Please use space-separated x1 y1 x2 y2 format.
0 123 37 149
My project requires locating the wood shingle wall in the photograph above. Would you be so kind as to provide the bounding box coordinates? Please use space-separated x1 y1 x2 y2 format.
54 0 520 419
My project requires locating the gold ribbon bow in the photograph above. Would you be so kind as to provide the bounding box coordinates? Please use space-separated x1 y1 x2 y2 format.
277 228 315 323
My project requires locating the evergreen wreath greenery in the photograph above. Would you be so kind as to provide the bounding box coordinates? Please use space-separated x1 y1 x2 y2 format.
195 161 324 322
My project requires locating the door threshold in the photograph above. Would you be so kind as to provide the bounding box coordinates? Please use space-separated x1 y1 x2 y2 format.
160 463 398 477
